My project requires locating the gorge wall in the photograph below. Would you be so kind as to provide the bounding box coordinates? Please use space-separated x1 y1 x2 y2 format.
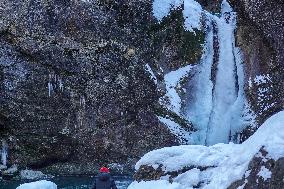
0 0 283 175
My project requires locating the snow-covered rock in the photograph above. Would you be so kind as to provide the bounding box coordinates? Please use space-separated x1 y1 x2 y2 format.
16 180 57 189
20 169 50 180
129 180 183 189
0 164 7 170
2 164 18 175
131 111 284 189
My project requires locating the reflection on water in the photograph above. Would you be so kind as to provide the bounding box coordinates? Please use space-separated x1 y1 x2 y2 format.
0 176 132 189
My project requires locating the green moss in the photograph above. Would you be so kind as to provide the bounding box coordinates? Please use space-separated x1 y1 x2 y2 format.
147 8 205 66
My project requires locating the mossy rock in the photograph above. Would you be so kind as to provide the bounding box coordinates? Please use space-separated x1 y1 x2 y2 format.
147 8 205 69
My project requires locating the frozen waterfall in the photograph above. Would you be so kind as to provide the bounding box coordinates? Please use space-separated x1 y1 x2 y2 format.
186 1 246 145
153 0 248 145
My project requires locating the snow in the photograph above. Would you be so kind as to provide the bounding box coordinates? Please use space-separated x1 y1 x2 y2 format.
152 0 183 22
153 0 203 32
132 111 284 189
20 169 47 180
161 64 194 115
128 180 185 189
145 64 158 85
254 74 271 85
173 168 201 187
183 0 203 32
257 166 271 181
16 180 57 189
0 164 7 170
158 116 192 144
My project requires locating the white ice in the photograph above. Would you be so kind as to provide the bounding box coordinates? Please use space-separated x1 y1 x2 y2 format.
185 20 214 144
205 0 238 145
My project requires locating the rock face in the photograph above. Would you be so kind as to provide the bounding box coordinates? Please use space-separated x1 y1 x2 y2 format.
229 0 284 140
0 0 190 175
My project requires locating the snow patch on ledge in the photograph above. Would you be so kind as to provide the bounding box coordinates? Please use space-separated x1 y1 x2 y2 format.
145 64 158 85
160 64 195 115
132 111 284 189
158 116 191 144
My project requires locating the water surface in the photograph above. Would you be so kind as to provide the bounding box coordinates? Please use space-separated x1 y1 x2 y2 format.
0 176 132 189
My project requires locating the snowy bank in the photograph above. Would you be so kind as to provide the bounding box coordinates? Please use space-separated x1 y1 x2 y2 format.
16 180 57 189
131 111 284 189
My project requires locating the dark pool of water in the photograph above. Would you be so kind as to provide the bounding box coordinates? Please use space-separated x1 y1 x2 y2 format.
0 176 132 189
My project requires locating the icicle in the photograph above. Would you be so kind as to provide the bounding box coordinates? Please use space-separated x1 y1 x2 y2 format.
1 140 8 166
48 74 53 97
48 82 53 97
58 78 64 92
80 96 86 107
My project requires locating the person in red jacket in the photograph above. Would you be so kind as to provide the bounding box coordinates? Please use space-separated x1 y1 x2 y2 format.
90 167 117 189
